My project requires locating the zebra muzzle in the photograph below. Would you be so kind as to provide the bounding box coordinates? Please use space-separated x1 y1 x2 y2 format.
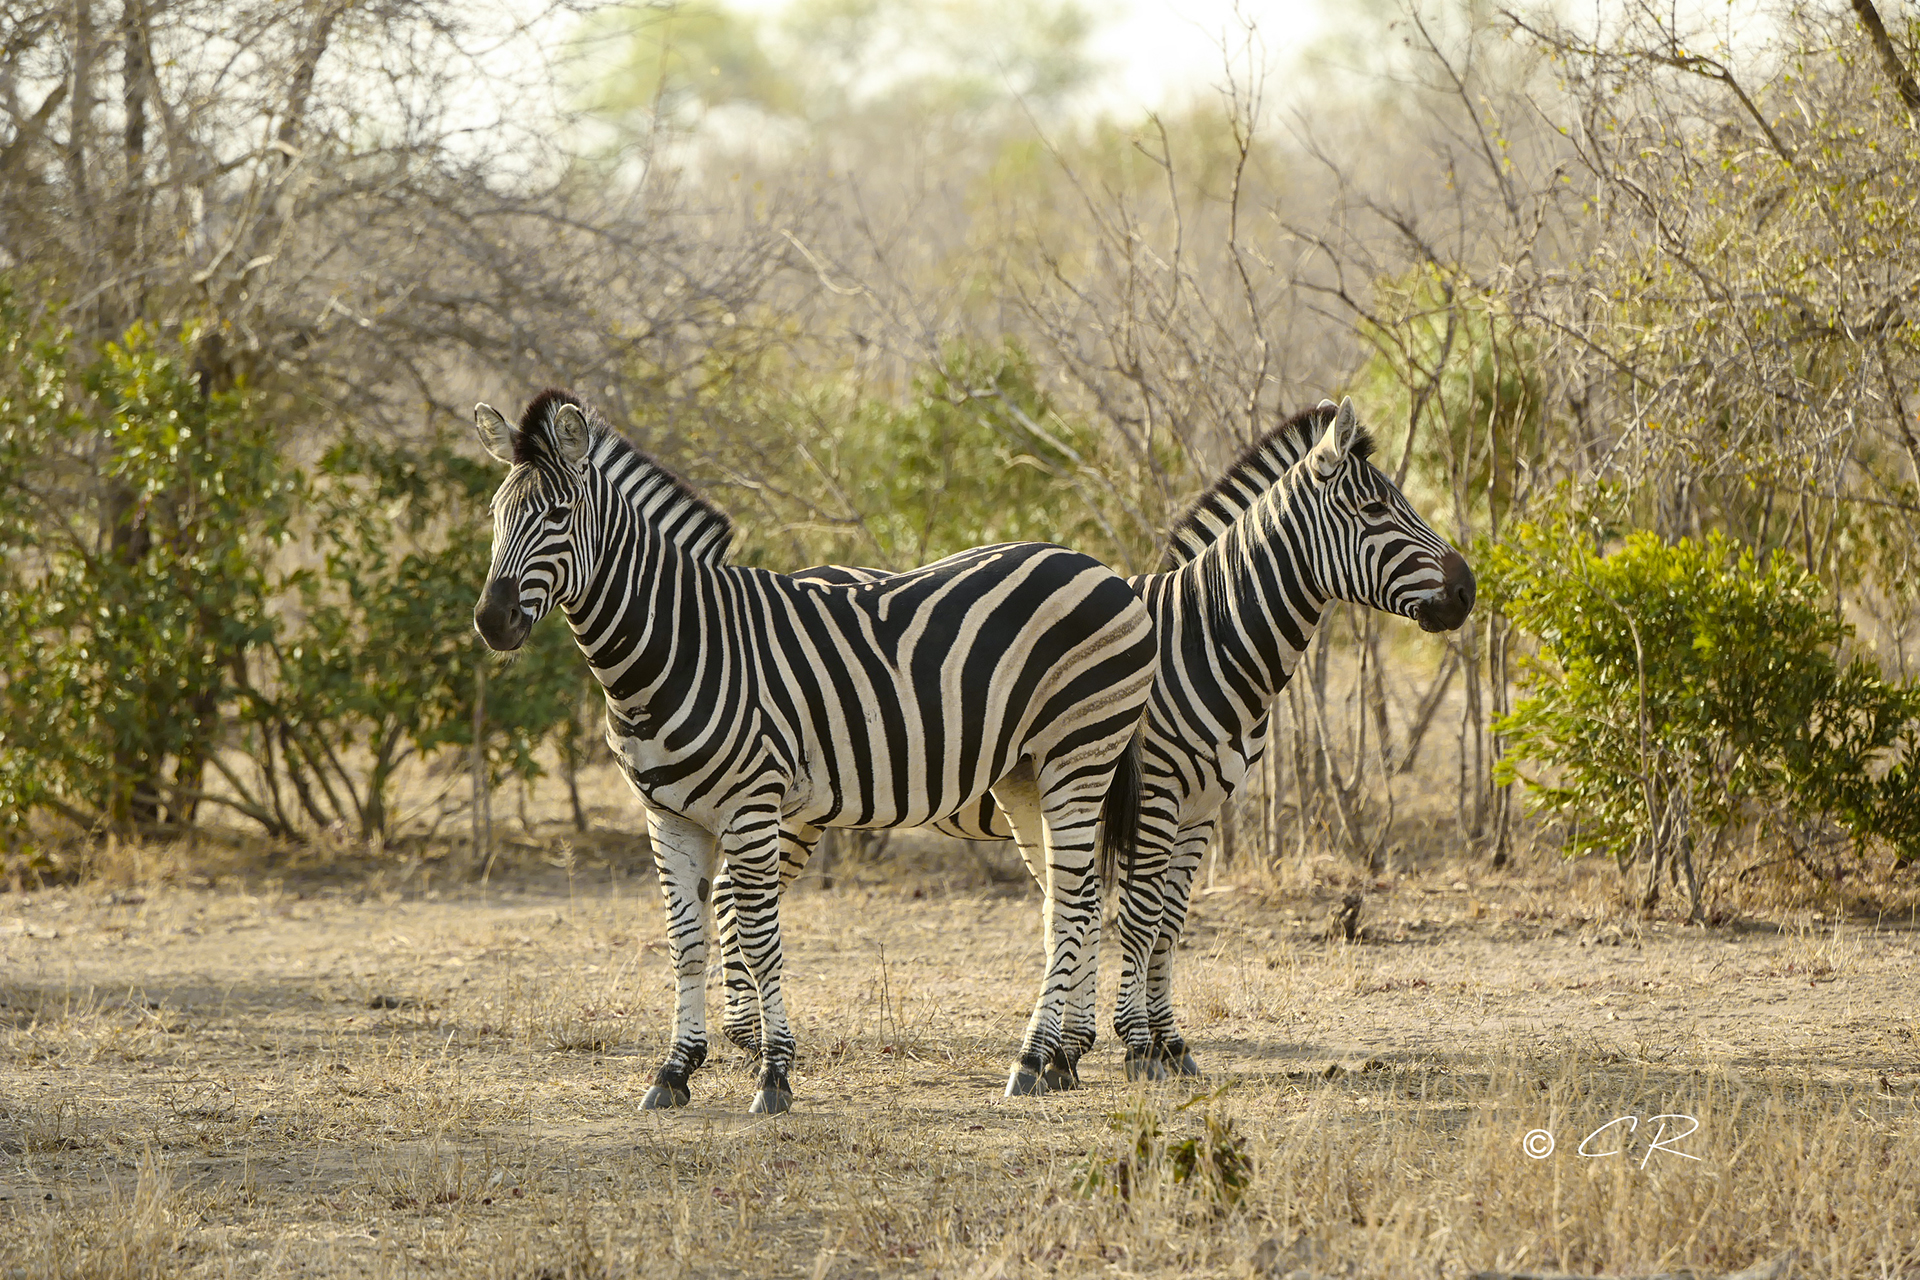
1411 551 1476 633
474 575 532 651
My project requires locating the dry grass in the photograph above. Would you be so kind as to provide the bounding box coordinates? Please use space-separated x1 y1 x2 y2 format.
10 1148 189 1280
1 820 1917 1278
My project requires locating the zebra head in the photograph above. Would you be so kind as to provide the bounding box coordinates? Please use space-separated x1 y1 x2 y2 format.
471 390 594 652
1300 398 1475 633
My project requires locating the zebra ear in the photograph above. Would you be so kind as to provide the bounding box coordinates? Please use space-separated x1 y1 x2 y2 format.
553 403 591 465
1334 396 1361 447
1309 396 1363 478
474 403 517 465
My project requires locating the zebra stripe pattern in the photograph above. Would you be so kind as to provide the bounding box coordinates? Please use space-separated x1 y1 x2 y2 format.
1098 396 1474 1078
471 390 1157 1112
721 396 1473 1084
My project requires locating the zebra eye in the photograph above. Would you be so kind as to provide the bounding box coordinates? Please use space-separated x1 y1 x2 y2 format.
1361 500 1392 518
546 505 572 525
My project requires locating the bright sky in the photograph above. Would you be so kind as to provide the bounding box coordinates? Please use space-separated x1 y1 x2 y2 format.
1082 0 1329 114
703 0 1335 116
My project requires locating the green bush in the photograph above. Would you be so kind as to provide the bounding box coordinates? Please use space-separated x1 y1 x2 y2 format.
1485 503 1920 915
0 311 294 838
830 339 1135 567
0 286 592 860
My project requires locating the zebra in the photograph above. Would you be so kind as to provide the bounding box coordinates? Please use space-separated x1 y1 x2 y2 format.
712 396 1475 1084
469 389 1157 1113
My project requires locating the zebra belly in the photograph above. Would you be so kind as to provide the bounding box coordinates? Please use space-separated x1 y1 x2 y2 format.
781 766 1011 833
931 791 1016 841
605 700 1022 835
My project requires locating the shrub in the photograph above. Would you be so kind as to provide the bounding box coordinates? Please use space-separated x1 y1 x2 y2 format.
0 312 294 842
1485 503 1920 917
0 287 591 861
1076 1091 1253 1209
632 335 1165 573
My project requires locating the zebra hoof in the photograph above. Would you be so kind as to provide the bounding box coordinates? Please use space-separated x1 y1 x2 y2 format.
1042 1063 1081 1092
1171 1050 1201 1077
640 1082 690 1110
1123 1051 1169 1082
1005 1066 1049 1097
748 1087 792 1115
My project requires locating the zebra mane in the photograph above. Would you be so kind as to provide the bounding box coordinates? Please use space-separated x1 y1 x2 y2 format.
511 389 583 466
1159 402 1377 572
516 389 736 565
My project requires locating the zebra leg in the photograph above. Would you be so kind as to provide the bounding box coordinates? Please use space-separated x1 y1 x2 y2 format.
993 768 1086 1091
1145 826 1210 1077
713 825 819 1063
993 769 1068 1093
1012 853 1095 1091
1013 797 1095 1090
640 810 720 1110
720 812 798 1115
1112 863 1169 1082
1000 770 1049 903
711 868 762 1059
1051 904 1097 1090
1110 762 1181 1081
1006 770 1104 1098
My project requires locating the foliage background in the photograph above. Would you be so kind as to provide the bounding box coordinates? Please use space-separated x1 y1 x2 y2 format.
3 0 1917 913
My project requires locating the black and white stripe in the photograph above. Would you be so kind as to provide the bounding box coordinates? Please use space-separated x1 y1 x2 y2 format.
1097 396 1474 1078
471 390 1156 1112
730 397 1473 1084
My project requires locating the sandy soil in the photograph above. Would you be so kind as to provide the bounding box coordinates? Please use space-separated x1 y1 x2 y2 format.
1 848 1916 1277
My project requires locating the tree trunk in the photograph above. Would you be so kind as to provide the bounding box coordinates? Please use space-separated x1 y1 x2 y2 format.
115 0 152 322
1851 0 1920 113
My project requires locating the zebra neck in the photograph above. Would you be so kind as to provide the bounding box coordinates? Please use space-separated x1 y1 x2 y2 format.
1180 508 1328 703
566 520 734 715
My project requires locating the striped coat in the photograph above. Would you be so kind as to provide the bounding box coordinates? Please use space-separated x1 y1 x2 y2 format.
720 397 1474 1083
472 391 1155 1111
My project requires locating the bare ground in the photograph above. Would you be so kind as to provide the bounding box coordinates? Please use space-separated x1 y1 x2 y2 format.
2 836 1917 1278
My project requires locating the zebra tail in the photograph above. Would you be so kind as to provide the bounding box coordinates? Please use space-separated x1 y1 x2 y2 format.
1099 729 1144 891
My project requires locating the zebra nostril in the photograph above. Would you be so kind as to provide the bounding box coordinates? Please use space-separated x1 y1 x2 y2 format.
1445 554 1476 615
475 576 527 649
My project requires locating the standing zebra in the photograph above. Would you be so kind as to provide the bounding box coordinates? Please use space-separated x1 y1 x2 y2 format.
714 397 1474 1083
470 390 1156 1113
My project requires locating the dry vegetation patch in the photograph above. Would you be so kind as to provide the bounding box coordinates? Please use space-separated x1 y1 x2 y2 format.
1 847 1916 1278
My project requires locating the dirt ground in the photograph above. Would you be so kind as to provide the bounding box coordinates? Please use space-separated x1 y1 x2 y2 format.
2 831 1917 1278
